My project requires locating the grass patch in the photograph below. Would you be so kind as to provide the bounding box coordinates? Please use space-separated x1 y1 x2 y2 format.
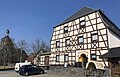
0 66 14 70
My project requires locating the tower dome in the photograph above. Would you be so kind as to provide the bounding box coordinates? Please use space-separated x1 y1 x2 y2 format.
1 29 14 46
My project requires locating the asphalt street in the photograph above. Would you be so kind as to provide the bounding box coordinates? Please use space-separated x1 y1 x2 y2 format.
0 70 68 77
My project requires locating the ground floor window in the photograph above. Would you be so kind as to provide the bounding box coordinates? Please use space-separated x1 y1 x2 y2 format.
91 50 97 61
56 55 60 62
64 54 68 62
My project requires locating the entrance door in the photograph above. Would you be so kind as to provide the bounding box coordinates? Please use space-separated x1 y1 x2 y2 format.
78 54 88 67
45 56 49 65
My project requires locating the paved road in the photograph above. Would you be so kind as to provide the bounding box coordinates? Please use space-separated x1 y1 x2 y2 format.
0 70 68 77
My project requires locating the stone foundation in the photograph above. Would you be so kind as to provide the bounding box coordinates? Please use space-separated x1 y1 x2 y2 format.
48 66 84 77
48 65 110 77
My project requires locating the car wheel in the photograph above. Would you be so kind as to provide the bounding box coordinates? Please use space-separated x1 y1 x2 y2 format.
25 72 29 76
40 70 44 74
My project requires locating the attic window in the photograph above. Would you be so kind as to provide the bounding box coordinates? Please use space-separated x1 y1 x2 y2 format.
64 26 68 33
80 20 85 28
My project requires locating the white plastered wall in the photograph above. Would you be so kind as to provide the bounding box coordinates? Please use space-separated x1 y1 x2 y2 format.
107 29 120 48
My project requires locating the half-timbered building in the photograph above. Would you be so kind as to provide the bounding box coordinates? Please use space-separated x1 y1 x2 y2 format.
50 7 120 72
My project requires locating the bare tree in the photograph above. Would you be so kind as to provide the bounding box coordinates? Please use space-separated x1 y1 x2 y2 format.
16 40 30 62
30 38 50 54
16 40 30 53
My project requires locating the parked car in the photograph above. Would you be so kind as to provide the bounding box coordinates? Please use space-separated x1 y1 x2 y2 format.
19 65 44 76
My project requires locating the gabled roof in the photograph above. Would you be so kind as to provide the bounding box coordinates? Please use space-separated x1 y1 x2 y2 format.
53 7 120 38
99 11 120 37
56 7 95 27
34 49 51 58
101 47 120 58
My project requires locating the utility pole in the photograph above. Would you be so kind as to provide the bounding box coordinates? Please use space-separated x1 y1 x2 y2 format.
20 48 22 63
3 48 6 69
20 42 23 63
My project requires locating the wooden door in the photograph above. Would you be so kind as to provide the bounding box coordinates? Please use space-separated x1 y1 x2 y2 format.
112 64 120 77
45 56 49 66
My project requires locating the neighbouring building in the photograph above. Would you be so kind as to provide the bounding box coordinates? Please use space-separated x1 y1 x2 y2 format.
49 7 120 76
34 49 50 67
27 53 35 64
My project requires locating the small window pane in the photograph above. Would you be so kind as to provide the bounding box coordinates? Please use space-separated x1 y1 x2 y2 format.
80 21 85 25
91 51 96 54
92 35 97 40
92 55 96 58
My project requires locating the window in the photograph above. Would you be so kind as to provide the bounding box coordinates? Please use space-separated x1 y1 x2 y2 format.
56 55 60 62
56 41 60 48
64 26 68 33
78 36 83 44
80 20 85 28
64 54 68 62
66 39 70 46
37 56 40 60
91 33 98 42
91 54 97 61
91 51 97 61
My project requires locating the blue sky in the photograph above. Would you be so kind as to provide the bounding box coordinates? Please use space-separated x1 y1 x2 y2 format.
0 0 119 44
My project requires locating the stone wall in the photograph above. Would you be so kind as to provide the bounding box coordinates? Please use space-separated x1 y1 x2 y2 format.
48 66 85 77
